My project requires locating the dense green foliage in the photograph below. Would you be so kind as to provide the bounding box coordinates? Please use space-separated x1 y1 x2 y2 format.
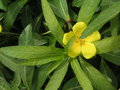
0 0 120 90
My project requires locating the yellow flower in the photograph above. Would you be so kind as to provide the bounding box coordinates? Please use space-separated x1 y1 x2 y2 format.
0 25 2 32
63 22 101 59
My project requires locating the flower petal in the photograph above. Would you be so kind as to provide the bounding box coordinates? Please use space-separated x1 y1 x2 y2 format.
63 31 74 45
0 25 2 32
68 38 81 58
82 42 96 59
72 22 87 37
84 31 101 42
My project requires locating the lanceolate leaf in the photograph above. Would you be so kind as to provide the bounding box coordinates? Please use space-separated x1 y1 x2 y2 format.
110 16 119 36
11 72 21 87
33 60 63 90
77 0 100 24
45 61 69 90
49 0 70 20
101 51 120 65
94 35 120 54
0 0 6 11
42 0 64 46
0 53 19 72
0 53 21 88
100 60 118 88
20 5 33 27
0 46 64 59
72 0 83 7
19 24 33 45
70 58 93 90
62 77 82 90
33 15 42 32
19 55 64 66
80 58 116 90
3 0 29 30
0 77 11 90
18 24 34 90
81 1 120 38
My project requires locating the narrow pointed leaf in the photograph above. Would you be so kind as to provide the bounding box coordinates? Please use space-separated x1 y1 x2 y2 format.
63 77 82 90
110 16 119 36
80 58 116 90
33 61 63 90
72 0 83 7
19 24 33 45
49 0 70 20
100 60 118 87
45 61 69 90
3 0 29 30
77 0 100 24
20 6 32 27
19 55 64 66
42 0 64 46
81 1 120 38
18 24 34 90
33 15 42 32
101 51 120 65
0 53 21 88
0 77 11 90
0 0 6 10
94 35 120 54
70 58 93 90
0 46 64 59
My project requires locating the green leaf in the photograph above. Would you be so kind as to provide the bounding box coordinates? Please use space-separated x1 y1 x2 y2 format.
11 72 21 87
94 35 120 54
42 0 64 46
19 24 33 45
20 66 34 89
0 53 32 89
19 55 64 66
0 53 19 72
101 51 120 65
81 1 120 38
0 54 21 88
0 13 4 21
80 58 116 90
33 61 63 90
20 5 33 27
70 58 93 90
32 33 48 46
11 85 19 90
62 77 82 90
3 0 29 30
0 52 21 88
0 46 64 59
33 15 42 32
0 77 11 90
49 0 70 20
69 9 77 21
72 0 83 7
0 0 6 10
18 24 34 90
77 0 100 24
110 15 119 36
45 61 69 90
100 60 118 88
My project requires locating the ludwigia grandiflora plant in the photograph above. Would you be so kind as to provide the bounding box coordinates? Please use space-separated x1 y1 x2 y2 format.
0 0 120 90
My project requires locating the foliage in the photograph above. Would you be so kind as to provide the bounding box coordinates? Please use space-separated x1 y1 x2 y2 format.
0 0 120 90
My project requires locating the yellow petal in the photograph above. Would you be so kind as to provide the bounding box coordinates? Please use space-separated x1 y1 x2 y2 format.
63 31 74 45
84 31 101 42
0 25 2 32
72 22 87 37
82 42 96 59
68 38 81 58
